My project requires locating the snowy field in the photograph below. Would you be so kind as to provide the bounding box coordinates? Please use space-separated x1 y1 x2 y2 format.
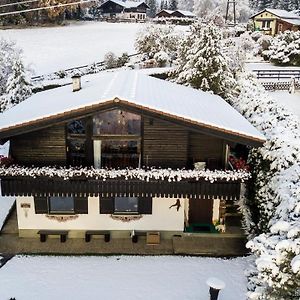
0 22 145 75
0 255 250 300
246 61 300 71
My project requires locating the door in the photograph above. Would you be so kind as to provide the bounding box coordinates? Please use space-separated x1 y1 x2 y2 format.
189 198 214 225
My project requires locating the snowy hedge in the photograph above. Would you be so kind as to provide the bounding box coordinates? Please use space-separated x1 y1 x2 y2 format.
263 31 300 66
230 73 300 299
0 165 250 183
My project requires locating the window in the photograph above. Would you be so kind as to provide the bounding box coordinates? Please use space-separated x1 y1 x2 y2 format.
49 197 74 214
93 110 141 135
100 197 152 215
114 197 138 213
93 109 142 169
34 196 88 214
67 119 87 166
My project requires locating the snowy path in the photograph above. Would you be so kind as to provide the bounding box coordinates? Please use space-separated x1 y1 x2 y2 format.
0 22 144 75
0 255 250 300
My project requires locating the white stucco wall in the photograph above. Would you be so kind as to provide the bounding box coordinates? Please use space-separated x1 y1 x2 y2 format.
16 197 186 233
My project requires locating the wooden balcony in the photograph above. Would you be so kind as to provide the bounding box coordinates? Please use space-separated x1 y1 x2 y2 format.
0 177 242 200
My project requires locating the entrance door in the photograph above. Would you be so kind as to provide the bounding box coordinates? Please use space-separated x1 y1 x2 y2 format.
189 198 214 225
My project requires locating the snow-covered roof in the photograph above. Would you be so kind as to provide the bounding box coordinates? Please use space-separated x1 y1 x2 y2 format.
157 9 196 17
251 8 300 20
0 71 265 144
104 0 147 9
281 18 300 25
175 10 196 17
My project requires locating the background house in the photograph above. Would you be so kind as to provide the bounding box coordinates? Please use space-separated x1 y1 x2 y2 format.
99 0 149 21
155 9 196 19
0 71 265 254
251 8 300 36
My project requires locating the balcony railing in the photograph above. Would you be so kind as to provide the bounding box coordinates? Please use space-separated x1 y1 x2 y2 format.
1 177 242 200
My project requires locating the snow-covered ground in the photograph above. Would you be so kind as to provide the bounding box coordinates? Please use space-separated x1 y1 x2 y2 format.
0 22 145 75
0 142 15 229
269 91 300 121
0 255 250 300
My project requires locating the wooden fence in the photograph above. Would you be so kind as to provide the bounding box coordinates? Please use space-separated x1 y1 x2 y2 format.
253 69 300 80
31 53 140 83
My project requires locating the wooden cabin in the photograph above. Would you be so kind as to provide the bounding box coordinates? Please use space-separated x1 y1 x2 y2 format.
99 0 149 21
251 8 300 36
0 71 265 254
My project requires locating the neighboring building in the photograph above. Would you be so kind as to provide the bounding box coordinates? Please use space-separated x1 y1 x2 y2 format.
99 0 149 21
156 9 196 19
0 71 265 254
251 8 300 36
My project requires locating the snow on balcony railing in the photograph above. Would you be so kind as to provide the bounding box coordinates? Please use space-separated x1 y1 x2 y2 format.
0 165 250 183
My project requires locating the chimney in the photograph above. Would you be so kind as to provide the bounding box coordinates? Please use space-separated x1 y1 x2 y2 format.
72 75 81 92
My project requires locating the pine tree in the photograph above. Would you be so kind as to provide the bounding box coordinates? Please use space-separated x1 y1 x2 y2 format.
172 22 236 98
146 0 157 17
2 58 32 112
169 0 178 10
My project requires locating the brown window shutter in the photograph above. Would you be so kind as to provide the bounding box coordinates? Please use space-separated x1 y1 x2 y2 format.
138 197 152 214
100 197 114 214
34 197 48 214
74 197 88 214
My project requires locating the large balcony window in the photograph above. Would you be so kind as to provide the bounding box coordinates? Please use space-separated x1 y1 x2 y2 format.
93 110 141 169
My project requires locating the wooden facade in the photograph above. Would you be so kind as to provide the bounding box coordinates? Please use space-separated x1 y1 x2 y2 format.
10 125 66 166
7 109 229 170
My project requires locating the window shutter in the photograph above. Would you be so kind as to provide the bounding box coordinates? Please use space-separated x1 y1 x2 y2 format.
100 197 114 214
139 197 152 214
74 197 88 214
34 197 48 214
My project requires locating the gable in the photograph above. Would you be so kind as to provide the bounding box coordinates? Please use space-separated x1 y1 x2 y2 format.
0 71 265 147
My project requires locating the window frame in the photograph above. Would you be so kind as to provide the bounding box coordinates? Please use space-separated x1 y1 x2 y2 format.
48 196 75 215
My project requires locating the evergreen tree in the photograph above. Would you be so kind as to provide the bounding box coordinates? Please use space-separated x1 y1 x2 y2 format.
1 58 32 112
172 22 236 98
169 0 178 10
146 0 157 17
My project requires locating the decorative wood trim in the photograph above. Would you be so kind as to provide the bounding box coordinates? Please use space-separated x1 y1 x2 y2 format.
46 214 79 222
110 214 143 222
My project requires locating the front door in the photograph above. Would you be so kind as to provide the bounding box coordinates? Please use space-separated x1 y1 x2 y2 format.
189 198 214 225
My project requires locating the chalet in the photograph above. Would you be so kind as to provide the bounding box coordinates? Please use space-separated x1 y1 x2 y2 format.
156 9 196 19
99 0 149 21
251 8 300 36
0 71 265 255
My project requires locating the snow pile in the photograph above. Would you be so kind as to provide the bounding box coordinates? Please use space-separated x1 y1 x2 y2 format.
230 73 300 299
0 165 250 182
0 255 250 300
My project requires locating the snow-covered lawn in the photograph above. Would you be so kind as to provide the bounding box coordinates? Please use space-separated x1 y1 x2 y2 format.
0 22 145 75
0 255 250 300
269 91 300 121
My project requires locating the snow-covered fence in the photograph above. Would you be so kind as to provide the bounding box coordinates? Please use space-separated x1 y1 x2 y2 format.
31 53 140 83
253 69 300 81
261 81 300 91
